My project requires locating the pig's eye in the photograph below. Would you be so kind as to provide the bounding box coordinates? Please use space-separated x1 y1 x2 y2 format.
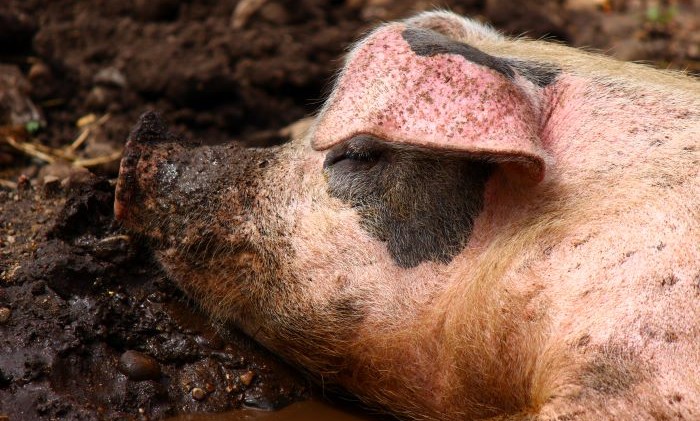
323 135 385 171
344 149 380 162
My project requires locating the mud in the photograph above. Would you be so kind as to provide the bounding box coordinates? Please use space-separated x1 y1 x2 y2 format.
0 175 309 420
1 0 698 420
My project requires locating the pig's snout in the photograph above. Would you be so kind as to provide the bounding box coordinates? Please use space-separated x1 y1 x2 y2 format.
115 111 200 235
115 112 263 250
116 111 174 223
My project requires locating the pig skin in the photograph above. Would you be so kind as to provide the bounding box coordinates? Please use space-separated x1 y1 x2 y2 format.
116 10 700 421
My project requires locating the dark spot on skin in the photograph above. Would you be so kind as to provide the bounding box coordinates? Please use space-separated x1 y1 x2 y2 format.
663 331 678 343
660 274 679 287
576 334 591 348
669 393 683 404
325 135 491 268
640 324 658 340
402 27 559 87
580 344 645 396
326 296 367 326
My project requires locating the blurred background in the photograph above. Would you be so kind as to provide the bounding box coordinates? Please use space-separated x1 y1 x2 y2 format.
1 0 699 181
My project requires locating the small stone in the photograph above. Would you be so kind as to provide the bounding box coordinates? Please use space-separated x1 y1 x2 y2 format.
0 307 11 323
191 387 207 401
93 67 127 88
85 86 111 110
118 350 162 381
28 62 51 82
239 370 255 386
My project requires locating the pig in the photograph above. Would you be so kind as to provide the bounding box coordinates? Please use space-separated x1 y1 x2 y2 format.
114 10 700 421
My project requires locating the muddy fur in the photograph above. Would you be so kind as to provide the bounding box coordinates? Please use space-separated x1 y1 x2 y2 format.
116 10 700 421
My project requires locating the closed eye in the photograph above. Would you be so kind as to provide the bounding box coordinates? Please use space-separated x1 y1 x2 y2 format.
323 135 386 170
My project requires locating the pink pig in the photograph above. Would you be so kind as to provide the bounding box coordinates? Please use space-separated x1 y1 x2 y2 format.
115 11 700 420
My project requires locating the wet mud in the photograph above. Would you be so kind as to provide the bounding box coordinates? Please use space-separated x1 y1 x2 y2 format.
0 176 309 420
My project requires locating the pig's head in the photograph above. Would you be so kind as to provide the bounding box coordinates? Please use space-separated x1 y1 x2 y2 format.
116 11 563 417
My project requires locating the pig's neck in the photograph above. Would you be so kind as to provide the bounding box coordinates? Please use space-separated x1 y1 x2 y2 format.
339 252 545 420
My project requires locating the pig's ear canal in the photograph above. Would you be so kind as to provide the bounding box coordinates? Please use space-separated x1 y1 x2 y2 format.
325 135 493 269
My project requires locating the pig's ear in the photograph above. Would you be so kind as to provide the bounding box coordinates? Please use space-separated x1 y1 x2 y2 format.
312 23 549 183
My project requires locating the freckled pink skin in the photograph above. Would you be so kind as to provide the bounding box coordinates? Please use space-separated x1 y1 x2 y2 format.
313 24 546 181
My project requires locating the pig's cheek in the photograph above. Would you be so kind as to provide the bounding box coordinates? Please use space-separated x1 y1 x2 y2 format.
284 202 378 292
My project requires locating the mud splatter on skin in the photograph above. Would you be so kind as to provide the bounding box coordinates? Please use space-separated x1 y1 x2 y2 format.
579 344 646 397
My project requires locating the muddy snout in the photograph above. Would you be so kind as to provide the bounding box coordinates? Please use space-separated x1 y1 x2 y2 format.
115 112 258 249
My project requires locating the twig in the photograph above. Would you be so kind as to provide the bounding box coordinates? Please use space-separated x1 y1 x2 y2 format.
72 150 122 168
2 113 121 168
67 128 91 153
4 135 56 163
231 0 268 29
68 113 111 153
0 179 18 189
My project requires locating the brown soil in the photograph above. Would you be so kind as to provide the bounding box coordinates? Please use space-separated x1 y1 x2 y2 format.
1 1 698 420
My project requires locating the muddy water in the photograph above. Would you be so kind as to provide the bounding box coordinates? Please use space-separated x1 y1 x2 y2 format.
167 399 388 421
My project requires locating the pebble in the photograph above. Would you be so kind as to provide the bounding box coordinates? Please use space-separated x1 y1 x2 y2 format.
0 307 11 323
93 67 127 88
239 370 255 386
190 387 207 401
118 350 162 381
28 62 51 82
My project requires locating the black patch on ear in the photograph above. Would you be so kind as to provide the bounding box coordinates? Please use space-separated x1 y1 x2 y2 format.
402 27 515 79
402 27 560 88
325 136 492 268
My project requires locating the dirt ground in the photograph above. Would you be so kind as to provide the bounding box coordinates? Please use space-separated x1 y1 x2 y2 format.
1 0 699 420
